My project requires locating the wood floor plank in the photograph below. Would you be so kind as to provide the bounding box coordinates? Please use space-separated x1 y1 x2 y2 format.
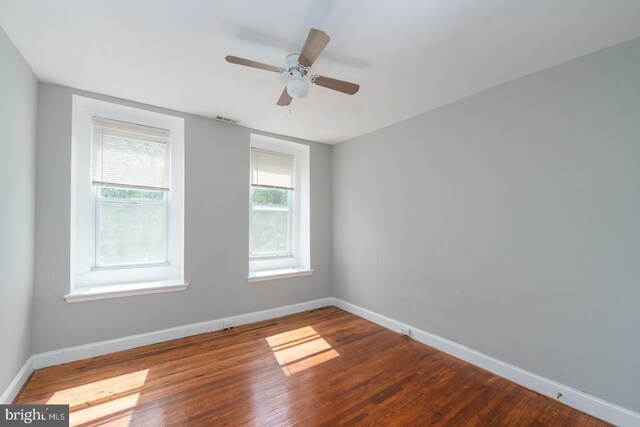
16 306 609 426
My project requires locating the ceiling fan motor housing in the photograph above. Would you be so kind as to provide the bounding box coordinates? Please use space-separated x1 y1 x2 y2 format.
285 51 303 73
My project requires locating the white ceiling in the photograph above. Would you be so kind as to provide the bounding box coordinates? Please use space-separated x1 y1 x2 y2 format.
1 1 640 144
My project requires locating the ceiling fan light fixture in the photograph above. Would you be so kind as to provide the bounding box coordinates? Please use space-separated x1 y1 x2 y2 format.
286 78 308 98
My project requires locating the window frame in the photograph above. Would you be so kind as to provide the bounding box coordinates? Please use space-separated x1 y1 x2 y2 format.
70 96 185 293
248 135 311 279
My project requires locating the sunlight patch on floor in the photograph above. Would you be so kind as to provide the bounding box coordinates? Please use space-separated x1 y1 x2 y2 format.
281 349 340 376
45 369 149 408
70 393 139 426
266 326 339 376
44 369 149 425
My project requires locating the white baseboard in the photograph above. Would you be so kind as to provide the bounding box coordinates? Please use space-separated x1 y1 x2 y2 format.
332 297 640 427
0 356 33 404
32 297 333 370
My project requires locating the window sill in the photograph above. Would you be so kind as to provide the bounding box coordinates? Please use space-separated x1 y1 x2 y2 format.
64 281 189 303
247 268 314 282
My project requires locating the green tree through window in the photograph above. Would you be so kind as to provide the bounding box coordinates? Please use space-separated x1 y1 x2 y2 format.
251 187 288 205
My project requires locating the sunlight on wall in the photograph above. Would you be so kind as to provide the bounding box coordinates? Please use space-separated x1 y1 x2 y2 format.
266 326 339 376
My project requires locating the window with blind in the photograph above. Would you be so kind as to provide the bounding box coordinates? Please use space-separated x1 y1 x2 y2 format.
248 135 311 280
250 148 295 258
91 118 171 267
70 96 185 299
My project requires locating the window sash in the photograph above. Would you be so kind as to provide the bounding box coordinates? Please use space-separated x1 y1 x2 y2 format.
249 188 294 259
93 185 169 269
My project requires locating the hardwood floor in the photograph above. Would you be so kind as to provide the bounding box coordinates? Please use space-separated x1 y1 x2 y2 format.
16 306 608 426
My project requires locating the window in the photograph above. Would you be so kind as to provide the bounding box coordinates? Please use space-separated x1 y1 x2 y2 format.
91 118 170 268
250 149 295 258
248 135 311 281
69 96 185 301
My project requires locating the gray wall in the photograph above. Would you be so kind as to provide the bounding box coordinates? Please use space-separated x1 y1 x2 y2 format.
33 84 332 353
332 38 640 411
0 28 37 395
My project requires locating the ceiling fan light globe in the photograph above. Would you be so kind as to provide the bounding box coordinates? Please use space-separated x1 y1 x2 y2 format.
286 79 308 98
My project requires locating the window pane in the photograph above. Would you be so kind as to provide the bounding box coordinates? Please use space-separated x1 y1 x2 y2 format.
99 187 165 201
251 208 290 256
251 187 289 206
98 201 167 266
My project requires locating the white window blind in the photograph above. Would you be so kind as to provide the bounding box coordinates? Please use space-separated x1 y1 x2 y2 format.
91 117 171 190
250 147 295 190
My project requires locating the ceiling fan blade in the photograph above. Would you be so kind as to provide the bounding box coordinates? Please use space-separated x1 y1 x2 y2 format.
311 75 360 95
277 87 292 106
225 56 283 73
298 28 330 68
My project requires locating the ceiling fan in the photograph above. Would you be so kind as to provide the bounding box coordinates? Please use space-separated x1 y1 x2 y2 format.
225 28 360 106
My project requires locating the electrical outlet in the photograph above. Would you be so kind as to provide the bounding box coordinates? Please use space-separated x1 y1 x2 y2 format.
400 327 411 337
222 319 234 330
